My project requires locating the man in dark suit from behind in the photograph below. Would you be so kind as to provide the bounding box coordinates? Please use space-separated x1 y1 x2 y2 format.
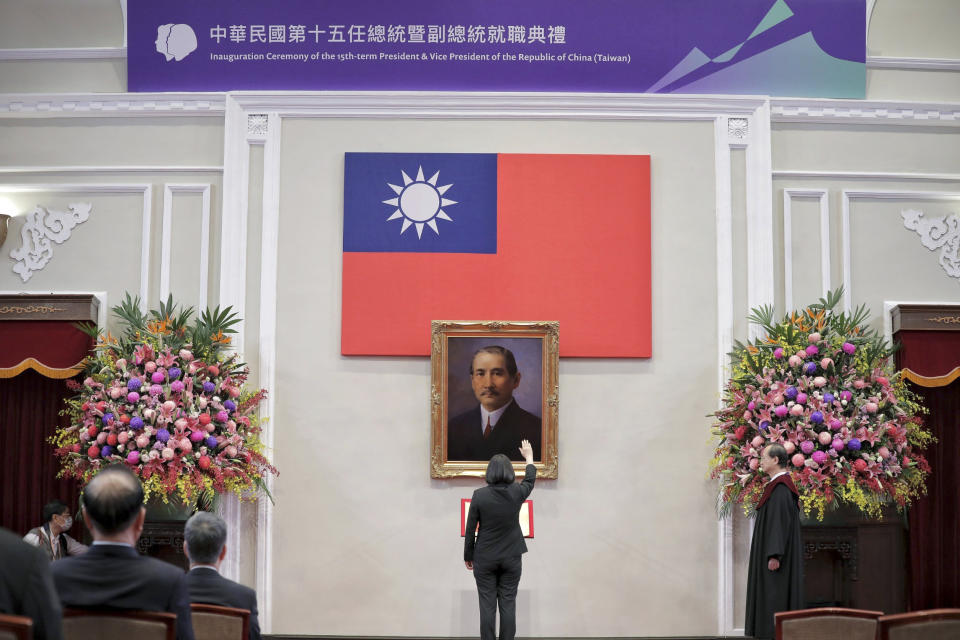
183 511 260 640
0 527 64 640
50 465 194 640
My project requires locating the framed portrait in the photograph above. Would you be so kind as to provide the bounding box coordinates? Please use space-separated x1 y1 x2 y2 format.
430 320 558 478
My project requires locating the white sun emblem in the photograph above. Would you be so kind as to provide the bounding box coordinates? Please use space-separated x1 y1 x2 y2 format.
382 166 457 238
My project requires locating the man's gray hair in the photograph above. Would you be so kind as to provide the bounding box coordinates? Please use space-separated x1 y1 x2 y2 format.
184 511 227 564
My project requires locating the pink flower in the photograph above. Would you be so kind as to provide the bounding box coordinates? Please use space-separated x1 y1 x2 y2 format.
878 446 891 459
791 453 805 467
805 345 819 356
751 436 765 449
161 447 175 460
783 441 796 454
818 431 833 445
790 404 804 416
788 355 803 367
853 379 866 389
864 402 878 414
775 405 789 418
157 350 177 367
773 347 784 359
144 361 157 374
796 393 807 404
179 349 194 361
808 332 821 343
820 358 833 369
813 376 827 387
842 342 856 354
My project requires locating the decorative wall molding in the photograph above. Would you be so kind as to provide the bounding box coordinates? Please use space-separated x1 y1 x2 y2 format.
713 115 735 636
727 117 749 142
842 190 960 311
0 183 153 308
867 56 960 71
9 203 91 282
0 93 226 117
771 98 960 126
774 170 960 183
782 189 831 311
231 92 769 120
247 114 269 141
0 47 126 60
161 184 212 310
255 112 282 634
0 166 223 175
901 208 960 281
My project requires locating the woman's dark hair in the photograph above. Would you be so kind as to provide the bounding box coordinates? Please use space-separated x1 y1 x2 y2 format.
766 443 790 468
82 464 145 534
42 500 69 524
485 453 516 485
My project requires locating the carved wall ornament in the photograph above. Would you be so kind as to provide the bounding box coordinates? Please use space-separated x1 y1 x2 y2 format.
9 203 92 282
928 315 960 324
901 208 960 281
247 113 268 137
728 117 749 140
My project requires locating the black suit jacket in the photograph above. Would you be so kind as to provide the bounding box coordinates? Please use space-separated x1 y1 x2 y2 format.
464 464 536 562
51 544 194 640
185 567 260 640
448 401 542 462
0 527 63 640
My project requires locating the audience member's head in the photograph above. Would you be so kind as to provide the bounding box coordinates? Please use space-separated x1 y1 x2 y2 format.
183 511 228 567
42 500 69 524
81 465 145 541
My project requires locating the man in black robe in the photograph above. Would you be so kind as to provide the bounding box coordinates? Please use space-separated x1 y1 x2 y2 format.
745 443 804 639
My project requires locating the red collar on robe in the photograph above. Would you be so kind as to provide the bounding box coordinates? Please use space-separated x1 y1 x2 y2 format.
757 472 799 509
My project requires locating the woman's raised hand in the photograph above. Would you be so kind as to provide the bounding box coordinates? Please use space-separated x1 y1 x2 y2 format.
518 439 534 464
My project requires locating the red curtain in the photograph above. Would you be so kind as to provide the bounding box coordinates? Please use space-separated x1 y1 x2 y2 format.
906 378 960 609
0 369 83 539
896 329 960 609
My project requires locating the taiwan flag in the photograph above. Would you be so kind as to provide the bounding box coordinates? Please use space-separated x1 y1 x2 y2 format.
341 153 651 357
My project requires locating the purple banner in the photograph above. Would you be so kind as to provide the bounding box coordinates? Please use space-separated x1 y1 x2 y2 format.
129 0 865 98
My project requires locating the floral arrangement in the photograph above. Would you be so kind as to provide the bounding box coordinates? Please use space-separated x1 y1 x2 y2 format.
710 290 933 520
53 294 277 505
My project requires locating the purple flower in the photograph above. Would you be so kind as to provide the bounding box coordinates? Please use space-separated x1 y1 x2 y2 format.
216 410 229 422
759 420 770 431
102 413 113 425
100 445 113 458
205 436 218 449
840 390 853 402
804 362 817 375
127 378 142 390
156 428 170 443
823 392 835 403
168 367 182 380
842 342 856 355
800 441 815 454
130 417 144 430
773 347 784 359
805 345 819 356
847 438 861 451
202 381 216 394
785 386 798 400
812 450 827 465
170 380 185 393
810 411 824 424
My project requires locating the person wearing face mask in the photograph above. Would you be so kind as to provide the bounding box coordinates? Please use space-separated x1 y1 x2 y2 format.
23 500 88 561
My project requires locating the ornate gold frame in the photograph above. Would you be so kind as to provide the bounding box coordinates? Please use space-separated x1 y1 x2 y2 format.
430 320 558 479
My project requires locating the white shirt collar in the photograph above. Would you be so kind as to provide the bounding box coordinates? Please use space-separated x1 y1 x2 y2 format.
92 541 135 548
770 470 789 482
480 399 513 434
189 564 220 573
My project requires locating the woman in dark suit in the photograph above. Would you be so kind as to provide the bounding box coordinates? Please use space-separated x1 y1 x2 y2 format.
463 439 536 640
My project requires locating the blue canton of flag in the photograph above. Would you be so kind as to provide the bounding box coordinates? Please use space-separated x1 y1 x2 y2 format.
343 152 497 254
